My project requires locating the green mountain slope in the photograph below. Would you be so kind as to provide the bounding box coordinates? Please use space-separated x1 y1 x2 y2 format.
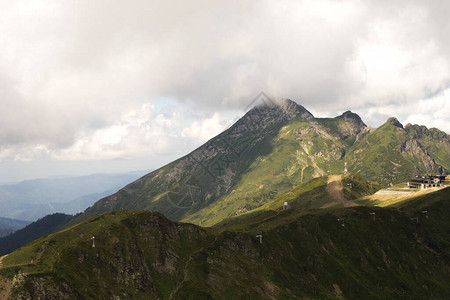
266 173 380 210
182 115 369 226
216 173 380 228
1 187 449 299
69 100 449 227
347 118 450 186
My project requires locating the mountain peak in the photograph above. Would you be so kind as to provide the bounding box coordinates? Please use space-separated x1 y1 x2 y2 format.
386 117 403 129
339 110 366 127
246 98 314 123
341 110 357 118
279 98 315 120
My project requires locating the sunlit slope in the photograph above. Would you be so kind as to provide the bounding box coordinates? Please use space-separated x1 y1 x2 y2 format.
181 114 368 226
215 173 380 228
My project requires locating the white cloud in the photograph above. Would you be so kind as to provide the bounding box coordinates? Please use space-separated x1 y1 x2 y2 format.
402 90 450 133
52 104 182 161
1 0 450 180
350 6 450 107
0 103 239 164
181 113 232 143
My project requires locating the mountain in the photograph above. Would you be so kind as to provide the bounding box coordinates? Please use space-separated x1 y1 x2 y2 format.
347 118 450 186
49 189 118 215
0 217 30 232
0 171 147 221
70 99 449 227
0 213 73 256
1 187 449 299
0 217 30 238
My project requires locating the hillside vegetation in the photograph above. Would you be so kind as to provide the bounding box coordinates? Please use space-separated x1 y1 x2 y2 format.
1 187 449 299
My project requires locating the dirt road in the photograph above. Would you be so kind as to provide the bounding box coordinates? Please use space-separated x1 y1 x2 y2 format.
0 254 6 267
0 255 12 300
326 175 345 204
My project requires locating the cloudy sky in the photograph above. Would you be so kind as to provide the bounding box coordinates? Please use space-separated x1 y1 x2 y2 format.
1 0 449 183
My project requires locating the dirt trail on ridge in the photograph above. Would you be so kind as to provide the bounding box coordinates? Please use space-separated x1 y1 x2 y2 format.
0 255 12 300
0 254 6 267
322 175 356 208
326 175 345 203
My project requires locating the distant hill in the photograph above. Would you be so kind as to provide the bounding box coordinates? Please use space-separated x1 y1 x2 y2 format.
70 99 449 227
0 171 147 221
1 187 449 299
0 213 73 256
0 217 30 232
0 229 13 238
50 190 117 215
0 217 30 238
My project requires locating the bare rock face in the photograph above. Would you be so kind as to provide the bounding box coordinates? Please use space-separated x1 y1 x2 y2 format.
402 139 437 170
401 123 450 174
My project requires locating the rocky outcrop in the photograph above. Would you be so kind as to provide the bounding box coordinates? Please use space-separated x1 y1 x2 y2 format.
401 139 437 170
